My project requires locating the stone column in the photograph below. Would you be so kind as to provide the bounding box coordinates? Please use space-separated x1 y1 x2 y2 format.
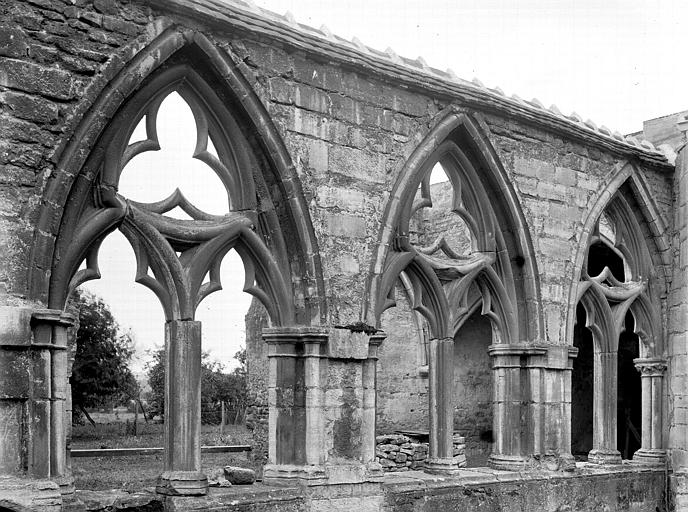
487 344 533 470
156 320 207 496
262 327 328 485
588 350 622 464
426 337 458 473
0 306 62 510
32 309 76 495
520 345 578 470
633 357 667 463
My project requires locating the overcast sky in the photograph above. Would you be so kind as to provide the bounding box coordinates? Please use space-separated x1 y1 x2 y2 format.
253 0 685 134
84 0 685 373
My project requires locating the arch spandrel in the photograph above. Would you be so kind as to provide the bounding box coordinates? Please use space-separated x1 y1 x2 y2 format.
367 109 541 343
29 28 324 327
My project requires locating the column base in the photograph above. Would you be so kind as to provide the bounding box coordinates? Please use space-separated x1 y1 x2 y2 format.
156 471 208 496
632 448 667 464
425 457 461 475
53 474 75 495
263 464 328 486
588 449 622 465
488 454 530 471
264 462 384 486
539 453 576 472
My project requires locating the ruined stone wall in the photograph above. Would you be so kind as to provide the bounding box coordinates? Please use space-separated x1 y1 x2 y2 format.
377 285 428 432
0 0 679 506
480 113 672 345
453 311 493 466
0 0 153 302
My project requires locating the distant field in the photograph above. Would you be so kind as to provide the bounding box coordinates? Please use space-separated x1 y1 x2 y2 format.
71 422 253 491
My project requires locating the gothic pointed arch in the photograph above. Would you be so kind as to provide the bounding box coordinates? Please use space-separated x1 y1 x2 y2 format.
367 109 541 342
27 28 325 326
571 162 668 463
566 162 670 346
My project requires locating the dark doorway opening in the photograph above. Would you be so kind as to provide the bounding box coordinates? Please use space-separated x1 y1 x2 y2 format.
571 304 594 460
617 311 641 459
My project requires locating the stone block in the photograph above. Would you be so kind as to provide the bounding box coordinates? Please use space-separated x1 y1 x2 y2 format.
1 91 59 124
308 140 329 174
316 185 365 211
0 57 76 100
0 307 32 345
0 402 22 473
328 145 385 183
327 328 370 359
223 466 256 485
323 212 366 239
0 24 28 59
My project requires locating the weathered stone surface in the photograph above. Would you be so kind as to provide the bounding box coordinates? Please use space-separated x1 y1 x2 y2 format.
0 0 681 508
223 466 256 485
0 57 77 100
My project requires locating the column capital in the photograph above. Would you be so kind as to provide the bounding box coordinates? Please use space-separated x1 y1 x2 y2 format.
633 357 667 376
488 344 578 369
368 331 386 359
31 309 76 327
262 326 329 344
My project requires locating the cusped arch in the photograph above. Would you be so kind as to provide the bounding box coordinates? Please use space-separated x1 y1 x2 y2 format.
566 162 670 346
577 282 617 352
366 109 541 341
28 27 325 326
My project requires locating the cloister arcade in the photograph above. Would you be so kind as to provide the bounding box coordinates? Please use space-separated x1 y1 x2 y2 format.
0 1 681 510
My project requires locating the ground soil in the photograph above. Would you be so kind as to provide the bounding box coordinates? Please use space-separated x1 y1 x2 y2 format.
71 422 253 491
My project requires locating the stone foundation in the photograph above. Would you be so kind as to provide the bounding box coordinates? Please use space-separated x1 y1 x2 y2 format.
375 433 466 472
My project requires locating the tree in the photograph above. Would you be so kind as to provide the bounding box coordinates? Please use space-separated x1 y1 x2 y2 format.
145 347 247 423
71 290 139 423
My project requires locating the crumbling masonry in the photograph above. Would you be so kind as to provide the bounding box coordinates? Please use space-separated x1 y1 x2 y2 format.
0 0 687 510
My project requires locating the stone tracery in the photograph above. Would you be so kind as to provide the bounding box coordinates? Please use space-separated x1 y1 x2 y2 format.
0 1 682 509
372 112 540 471
574 186 666 464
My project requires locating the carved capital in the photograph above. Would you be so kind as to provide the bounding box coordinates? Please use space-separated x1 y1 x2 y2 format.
263 326 328 358
634 357 667 376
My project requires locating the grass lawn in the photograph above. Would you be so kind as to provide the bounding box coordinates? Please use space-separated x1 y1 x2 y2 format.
71 422 253 491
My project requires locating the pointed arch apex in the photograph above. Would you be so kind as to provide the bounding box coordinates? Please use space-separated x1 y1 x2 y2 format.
29 23 325 326
365 105 543 342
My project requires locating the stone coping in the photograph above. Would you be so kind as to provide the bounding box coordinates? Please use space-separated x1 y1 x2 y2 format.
62 462 667 510
381 461 667 492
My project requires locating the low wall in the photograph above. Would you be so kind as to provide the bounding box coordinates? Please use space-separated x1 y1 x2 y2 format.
376 433 466 472
58 465 666 511
382 464 667 512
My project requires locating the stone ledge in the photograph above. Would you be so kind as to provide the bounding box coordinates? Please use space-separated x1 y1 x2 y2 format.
0 476 62 512
57 465 667 511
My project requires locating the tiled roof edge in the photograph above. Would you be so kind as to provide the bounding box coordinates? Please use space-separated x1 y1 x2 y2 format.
145 0 672 169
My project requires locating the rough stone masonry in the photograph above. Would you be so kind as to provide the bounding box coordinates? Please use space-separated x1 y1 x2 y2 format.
0 0 686 510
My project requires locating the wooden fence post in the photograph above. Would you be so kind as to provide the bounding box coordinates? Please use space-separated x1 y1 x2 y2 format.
220 401 225 436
